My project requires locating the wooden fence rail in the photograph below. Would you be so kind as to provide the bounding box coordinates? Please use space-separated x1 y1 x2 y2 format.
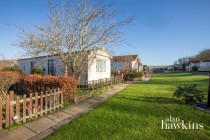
78 76 122 90
0 89 63 130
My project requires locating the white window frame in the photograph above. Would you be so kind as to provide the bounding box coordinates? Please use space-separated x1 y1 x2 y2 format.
96 59 106 73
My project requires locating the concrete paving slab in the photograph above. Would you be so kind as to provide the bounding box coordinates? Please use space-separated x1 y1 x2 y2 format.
62 106 84 115
47 111 71 122
84 99 99 104
29 128 54 140
25 117 57 133
91 96 107 102
52 117 72 130
0 126 35 140
98 94 110 98
74 101 93 109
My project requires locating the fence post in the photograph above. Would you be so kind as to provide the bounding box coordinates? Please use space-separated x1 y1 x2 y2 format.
16 96 20 124
23 95 26 123
9 91 14 125
35 93 38 118
45 92 48 115
5 95 9 127
29 93 32 118
40 92 43 116
53 89 56 111
57 89 60 107
49 90 52 113
61 91 63 108
0 96 2 131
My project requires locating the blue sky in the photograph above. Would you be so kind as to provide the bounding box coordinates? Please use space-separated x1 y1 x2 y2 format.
0 0 210 66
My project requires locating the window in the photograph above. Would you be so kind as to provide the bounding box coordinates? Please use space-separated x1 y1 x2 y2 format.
48 60 55 75
111 64 114 72
31 61 35 74
96 59 106 72
22 63 26 72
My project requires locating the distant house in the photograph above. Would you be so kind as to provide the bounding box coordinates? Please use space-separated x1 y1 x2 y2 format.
18 48 112 82
186 60 200 71
111 55 143 72
152 68 164 73
143 65 148 71
198 60 210 72
167 65 174 70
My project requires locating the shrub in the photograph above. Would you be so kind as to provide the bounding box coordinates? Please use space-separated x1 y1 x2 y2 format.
1 64 22 72
22 75 78 103
173 84 204 104
134 71 144 77
59 76 78 102
124 70 144 81
31 67 44 75
22 74 43 93
0 71 22 96
192 66 198 72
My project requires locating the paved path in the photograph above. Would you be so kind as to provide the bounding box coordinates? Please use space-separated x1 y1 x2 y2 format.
0 75 151 140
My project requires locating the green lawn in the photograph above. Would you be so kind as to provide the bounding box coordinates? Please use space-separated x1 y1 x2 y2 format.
46 72 210 140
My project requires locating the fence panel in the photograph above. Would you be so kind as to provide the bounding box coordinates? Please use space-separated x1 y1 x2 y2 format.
0 89 63 130
77 76 122 92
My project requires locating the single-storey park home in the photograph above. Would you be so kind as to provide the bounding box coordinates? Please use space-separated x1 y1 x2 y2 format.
185 60 210 72
18 48 112 82
198 60 210 72
185 60 200 71
111 55 143 72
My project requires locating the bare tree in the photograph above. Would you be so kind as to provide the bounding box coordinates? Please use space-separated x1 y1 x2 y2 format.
17 0 132 79
193 49 210 61
177 57 190 71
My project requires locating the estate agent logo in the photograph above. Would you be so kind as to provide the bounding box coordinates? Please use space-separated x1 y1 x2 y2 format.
162 115 204 130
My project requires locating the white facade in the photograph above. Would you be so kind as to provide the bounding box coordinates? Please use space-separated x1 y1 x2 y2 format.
189 62 200 67
88 50 111 81
18 48 112 82
198 61 210 72
185 62 200 71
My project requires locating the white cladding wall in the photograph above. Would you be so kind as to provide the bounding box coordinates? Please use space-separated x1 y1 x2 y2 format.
18 49 112 82
88 50 111 81
139 65 143 71
132 60 139 70
198 62 210 71
189 63 200 67
18 56 64 76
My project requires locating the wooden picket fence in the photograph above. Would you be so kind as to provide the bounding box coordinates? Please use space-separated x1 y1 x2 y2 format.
78 76 122 91
0 89 63 130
